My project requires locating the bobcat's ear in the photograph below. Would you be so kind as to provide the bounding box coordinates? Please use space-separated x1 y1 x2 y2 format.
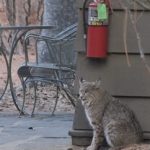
79 77 83 86
79 77 86 86
80 77 84 83
95 79 101 88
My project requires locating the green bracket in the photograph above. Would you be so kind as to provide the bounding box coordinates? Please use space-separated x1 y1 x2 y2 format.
97 3 108 21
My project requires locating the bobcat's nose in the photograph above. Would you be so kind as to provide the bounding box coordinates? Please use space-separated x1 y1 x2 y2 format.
79 95 85 101
78 94 83 100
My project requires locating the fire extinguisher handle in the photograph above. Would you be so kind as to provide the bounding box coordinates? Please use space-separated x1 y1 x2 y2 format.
105 0 113 14
83 0 88 39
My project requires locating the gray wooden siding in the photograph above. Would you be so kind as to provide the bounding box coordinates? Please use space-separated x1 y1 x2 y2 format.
109 11 150 54
76 54 150 97
76 10 150 53
77 0 150 10
75 0 150 137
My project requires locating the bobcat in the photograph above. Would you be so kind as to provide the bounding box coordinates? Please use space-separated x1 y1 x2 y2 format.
79 79 143 150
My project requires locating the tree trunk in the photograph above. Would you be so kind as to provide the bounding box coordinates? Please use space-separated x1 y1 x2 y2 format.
38 0 78 63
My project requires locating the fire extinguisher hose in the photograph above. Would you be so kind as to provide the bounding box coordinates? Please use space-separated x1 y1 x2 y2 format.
83 0 88 39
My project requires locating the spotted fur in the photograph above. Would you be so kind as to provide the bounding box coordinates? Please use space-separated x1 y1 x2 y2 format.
79 79 143 150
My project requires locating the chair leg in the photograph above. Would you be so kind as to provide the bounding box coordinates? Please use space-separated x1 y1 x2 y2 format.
19 80 26 116
62 88 76 107
51 86 59 116
31 82 37 117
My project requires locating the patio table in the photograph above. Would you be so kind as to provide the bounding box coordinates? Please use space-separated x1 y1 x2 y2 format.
0 25 54 111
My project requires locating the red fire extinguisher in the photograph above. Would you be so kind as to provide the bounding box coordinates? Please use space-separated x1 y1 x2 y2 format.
87 0 110 58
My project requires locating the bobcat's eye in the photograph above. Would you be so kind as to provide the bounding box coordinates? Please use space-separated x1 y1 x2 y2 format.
84 89 88 93
79 90 85 99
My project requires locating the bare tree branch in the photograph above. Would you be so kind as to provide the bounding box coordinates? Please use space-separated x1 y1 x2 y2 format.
134 0 150 9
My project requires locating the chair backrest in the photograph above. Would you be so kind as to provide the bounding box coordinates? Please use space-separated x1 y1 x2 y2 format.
53 23 77 39
45 26 77 68
23 23 77 69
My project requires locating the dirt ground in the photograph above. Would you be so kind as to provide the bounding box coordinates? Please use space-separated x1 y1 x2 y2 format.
0 53 75 114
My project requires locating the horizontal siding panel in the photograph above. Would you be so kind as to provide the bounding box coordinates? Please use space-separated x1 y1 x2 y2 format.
77 0 150 10
109 11 150 54
76 9 150 54
75 53 150 136
76 53 150 97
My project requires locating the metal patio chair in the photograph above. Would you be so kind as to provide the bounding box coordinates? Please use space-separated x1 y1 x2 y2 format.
17 24 77 116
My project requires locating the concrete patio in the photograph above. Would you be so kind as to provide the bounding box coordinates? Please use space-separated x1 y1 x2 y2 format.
0 112 83 150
